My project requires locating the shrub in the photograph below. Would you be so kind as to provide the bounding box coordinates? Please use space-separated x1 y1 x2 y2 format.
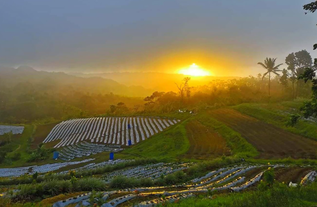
110 176 136 189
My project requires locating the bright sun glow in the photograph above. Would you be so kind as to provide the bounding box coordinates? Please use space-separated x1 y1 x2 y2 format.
178 63 212 77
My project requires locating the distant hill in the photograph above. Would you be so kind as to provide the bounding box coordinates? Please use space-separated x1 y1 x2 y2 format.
0 66 152 97
68 71 241 92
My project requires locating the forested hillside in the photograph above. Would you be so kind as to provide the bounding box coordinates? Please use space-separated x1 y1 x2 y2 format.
0 66 147 124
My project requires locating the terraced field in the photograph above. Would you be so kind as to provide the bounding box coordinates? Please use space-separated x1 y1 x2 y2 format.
183 120 230 159
209 109 317 159
43 117 180 148
32 164 317 206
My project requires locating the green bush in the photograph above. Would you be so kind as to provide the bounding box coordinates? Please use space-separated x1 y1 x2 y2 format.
11 152 21 161
15 178 106 201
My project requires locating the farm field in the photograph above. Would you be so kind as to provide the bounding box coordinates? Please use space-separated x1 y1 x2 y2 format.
209 108 317 159
1 160 316 207
274 167 313 183
31 122 57 149
120 121 189 160
43 117 180 148
0 125 35 168
183 120 230 159
233 102 317 141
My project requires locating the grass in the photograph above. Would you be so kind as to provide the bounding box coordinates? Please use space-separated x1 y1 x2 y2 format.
162 182 317 207
246 158 317 167
0 125 36 167
233 102 317 141
31 123 58 149
197 113 258 158
119 120 190 161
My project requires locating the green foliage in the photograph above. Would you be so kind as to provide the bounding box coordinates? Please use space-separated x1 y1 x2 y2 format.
286 114 300 127
0 125 36 167
15 178 106 200
89 190 105 206
258 167 275 191
304 1 317 13
109 176 138 188
299 1 317 120
3 131 13 142
32 172 38 181
0 151 6 164
27 145 53 163
109 176 154 188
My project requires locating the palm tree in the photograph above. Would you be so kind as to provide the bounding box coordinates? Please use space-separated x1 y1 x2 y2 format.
258 58 283 96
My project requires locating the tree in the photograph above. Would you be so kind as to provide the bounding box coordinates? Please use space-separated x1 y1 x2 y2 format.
304 1 317 65
116 102 128 114
258 58 282 96
110 105 116 113
175 77 191 102
144 91 165 104
279 69 289 88
304 1 317 14
285 50 313 98
292 1 317 122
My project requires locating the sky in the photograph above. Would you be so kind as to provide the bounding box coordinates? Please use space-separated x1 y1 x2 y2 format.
0 0 316 76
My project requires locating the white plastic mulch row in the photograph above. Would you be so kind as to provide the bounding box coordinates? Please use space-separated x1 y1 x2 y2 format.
42 117 180 148
0 158 94 177
0 125 24 135
49 165 275 207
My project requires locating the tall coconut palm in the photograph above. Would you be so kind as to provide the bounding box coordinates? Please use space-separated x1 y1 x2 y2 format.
258 58 283 96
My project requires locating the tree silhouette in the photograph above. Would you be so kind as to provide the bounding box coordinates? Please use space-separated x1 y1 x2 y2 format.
285 50 313 98
292 1 317 123
279 69 289 88
258 58 282 96
175 77 191 102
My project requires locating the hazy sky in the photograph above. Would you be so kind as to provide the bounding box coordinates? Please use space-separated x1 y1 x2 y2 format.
0 0 316 76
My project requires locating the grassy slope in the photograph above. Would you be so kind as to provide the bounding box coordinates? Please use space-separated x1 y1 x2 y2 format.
119 112 258 161
163 182 317 207
0 125 35 167
31 123 58 149
197 114 258 158
233 102 317 141
119 120 190 161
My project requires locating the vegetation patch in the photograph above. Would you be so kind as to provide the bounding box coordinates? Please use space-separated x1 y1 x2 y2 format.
0 125 36 167
120 122 190 160
161 182 317 207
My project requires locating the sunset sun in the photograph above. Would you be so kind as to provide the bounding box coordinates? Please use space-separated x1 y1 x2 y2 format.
178 63 212 77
